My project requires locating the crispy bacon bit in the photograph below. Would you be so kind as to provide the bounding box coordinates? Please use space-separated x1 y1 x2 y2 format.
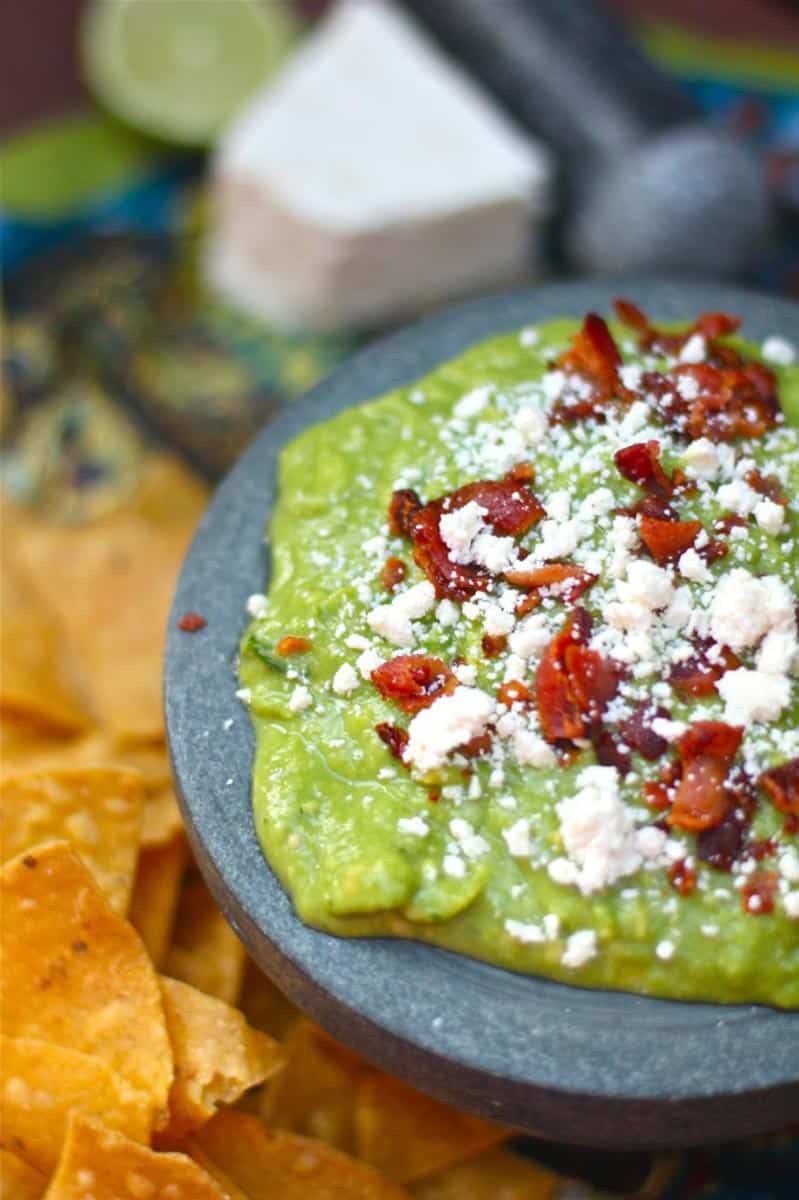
178 612 206 632
389 489 422 537
505 561 597 605
745 468 788 506
276 635 311 656
428 789 440 803
614 298 741 357
552 313 629 422
697 536 728 565
612 297 649 333
618 493 678 521
620 702 670 760
515 593 541 617
742 870 779 916
481 634 508 659
759 758 799 815
457 731 494 759
498 679 532 707
746 836 777 863
714 513 747 535
639 515 701 565
381 556 407 591
667 721 743 832
668 858 697 896
371 654 455 714
536 608 622 744
669 638 739 698
400 478 546 600
593 729 631 775
615 441 673 497
643 781 672 811
375 722 409 762
504 461 536 484
694 312 741 340
665 362 779 443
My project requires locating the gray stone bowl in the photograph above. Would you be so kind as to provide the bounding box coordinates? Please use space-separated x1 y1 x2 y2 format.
165 279 799 1149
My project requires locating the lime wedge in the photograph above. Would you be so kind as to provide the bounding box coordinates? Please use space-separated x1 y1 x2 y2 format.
80 0 300 146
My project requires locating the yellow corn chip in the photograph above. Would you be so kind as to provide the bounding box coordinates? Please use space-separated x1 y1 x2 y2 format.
0 1037 151 1174
125 452 208 528
355 1073 510 1184
16 515 193 744
0 541 90 734
259 1020 369 1152
0 1147 47 1199
410 1147 557 1199
239 958 300 1041
157 976 284 1142
188 1110 411 1200
46 1115 230 1200
0 842 173 1127
0 767 144 914
129 835 187 965
163 870 246 1005
140 782 184 847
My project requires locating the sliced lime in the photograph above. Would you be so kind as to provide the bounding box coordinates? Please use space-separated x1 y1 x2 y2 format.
80 0 300 147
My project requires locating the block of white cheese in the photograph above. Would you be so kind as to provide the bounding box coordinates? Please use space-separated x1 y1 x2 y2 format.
205 0 551 331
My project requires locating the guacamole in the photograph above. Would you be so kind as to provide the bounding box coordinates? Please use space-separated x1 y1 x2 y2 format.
240 304 799 1007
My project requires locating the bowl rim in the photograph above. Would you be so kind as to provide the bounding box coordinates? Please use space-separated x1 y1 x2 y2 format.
165 277 799 1148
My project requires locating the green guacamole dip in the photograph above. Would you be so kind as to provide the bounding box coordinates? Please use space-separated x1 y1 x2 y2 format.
240 313 799 1007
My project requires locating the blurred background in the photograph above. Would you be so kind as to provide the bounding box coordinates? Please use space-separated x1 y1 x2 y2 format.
1 0 798 496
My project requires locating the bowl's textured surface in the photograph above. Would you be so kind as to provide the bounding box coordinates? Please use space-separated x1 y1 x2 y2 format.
166 279 799 1148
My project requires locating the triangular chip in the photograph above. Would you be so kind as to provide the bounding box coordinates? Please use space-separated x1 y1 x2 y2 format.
163 869 246 1004
0 1147 47 1199
239 956 300 1040
260 1020 370 1152
410 1147 557 1199
0 842 173 1127
0 1037 151 1174
140 781 184 847
188 1110 410 1199
0 767 144 913
0 540 90 734
46 1115 230 1200
129 835 188 965
355 1073 510 1184
16 515 193 743
157 976 284 1143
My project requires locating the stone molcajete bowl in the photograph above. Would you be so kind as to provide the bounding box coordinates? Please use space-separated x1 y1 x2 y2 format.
165 279 799 1149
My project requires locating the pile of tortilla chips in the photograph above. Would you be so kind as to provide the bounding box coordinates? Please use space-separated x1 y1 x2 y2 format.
0 452 564 1198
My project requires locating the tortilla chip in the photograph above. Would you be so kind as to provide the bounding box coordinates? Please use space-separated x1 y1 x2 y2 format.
129 835 188 965
158 977 283 1143
15 514 192 744
140 781 184 847
0 767 144 914
163 870 245 1005
0 717 82 780
46 1115 230 1200
239 957 300 1040
0 541 90 734
410 1147 557 1199
188 1111 410 1200
355 1074 510 1184
0 1148 47 1199
259 1020 369 1152
126 452 208 528
0 842 173 1127
0 1037 151 1174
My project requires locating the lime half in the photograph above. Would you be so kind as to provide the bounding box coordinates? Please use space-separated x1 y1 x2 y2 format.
81 0 300 147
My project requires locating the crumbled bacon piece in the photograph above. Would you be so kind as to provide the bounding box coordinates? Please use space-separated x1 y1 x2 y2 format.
505 561 597 605
457 731 494 759
615 441 673 497
759 758 799 815
481 634 508 659
593 729 631 776
745 468 788 506
497 680 531 707
515 593 541 617
661 362 779 442
276 635 311 656
667 721 743 832
388 489 422 537
178 612 206 632
693 312 741 340
504 461 536 484
375 722 409 762
612 297 649 334
552 313 630 422
669 638 739 698
371 654 455 714
620 702 670 760
714 513 747 535
396 478 545 600
741 871 779 916
618 494 678 521
535 608 622 743
668 858 697 896
381 556 407 591
642 781 672 812
613 298 741 358
639 515 701 565
696 536 728 565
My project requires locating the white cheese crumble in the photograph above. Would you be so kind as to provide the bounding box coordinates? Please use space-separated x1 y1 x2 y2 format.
682 438 719 480
246 593 268 618
679 333 706 363
398 816 429 837
717 668 791 725
555 766 647 895
754 499 785 535
367 580 436 646
502 818 532 857
561 929 598 969
288 684 312 712
404 687 496 773
332 663 359 696
709 570 795 653
762 335 796 366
